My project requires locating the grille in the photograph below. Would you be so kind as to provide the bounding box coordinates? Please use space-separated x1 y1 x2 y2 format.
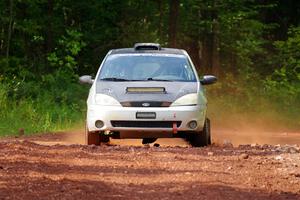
121 101 171 107
111 121 181 128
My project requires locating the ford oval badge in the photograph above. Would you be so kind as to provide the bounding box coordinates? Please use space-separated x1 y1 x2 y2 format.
142 102 150 107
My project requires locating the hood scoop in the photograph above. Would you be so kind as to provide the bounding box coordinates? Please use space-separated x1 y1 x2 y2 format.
126 87 166 94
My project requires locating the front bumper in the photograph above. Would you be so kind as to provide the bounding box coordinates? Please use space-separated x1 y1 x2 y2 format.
86 105 206 133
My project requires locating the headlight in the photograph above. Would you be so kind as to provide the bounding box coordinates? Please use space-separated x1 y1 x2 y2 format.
171 93 198 106
95 94 121 106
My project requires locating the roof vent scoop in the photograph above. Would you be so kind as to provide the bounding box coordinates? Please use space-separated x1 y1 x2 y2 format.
134 43 161 51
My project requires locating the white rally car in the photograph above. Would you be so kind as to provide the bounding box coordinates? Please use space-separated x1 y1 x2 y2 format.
79 43 217 147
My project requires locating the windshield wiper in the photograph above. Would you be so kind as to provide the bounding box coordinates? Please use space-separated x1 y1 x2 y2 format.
100 77 140 81
146 78 173 82
100 77 173 82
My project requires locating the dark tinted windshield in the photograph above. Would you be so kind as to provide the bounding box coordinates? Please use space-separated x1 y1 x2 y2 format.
98 54 197 82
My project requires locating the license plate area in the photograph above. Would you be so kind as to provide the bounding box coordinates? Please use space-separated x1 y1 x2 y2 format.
136 112 156 119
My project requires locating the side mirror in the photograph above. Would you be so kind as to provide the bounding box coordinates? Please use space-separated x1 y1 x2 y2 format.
200 75 217 85
79 75 94 84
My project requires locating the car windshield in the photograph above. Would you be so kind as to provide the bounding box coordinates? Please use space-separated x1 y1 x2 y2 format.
98 54 197 82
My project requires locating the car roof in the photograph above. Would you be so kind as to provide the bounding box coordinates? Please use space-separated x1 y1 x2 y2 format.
110 48 185 55
109 43 186 55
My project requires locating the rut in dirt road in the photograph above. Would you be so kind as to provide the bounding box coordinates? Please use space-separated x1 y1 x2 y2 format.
0 140 300 200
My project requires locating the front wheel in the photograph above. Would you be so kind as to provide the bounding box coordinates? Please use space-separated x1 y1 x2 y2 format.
85 125 110 145
85 128 100 145
188 118 211 147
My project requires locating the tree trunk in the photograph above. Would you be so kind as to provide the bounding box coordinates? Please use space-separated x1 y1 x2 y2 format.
201 36 213 74
211 19 220 76
186 39 201 72
158 0 163 40
0 27 4 54
6 0 13 59
211 1 220 77
46 0 53 53
168 0 179 47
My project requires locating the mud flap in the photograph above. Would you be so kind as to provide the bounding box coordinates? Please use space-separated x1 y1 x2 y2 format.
173 122 178 134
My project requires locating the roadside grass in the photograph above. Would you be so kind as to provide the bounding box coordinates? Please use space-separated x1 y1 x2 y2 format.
0 83 87 137
0 98 86 136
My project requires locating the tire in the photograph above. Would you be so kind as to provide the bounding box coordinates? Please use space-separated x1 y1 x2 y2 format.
189 118 211 147
85 127 100 145
142 138 157 144
100 134 110 143
85 125 110 145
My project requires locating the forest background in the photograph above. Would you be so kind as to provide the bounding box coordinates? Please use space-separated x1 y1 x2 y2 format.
1 0 300 135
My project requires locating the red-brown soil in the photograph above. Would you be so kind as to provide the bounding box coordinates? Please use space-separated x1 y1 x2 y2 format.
0 130 300 199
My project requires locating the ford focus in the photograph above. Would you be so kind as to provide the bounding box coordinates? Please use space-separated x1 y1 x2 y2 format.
79 43 217 147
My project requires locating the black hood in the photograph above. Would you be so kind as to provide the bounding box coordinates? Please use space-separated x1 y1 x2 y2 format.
96 81 198 103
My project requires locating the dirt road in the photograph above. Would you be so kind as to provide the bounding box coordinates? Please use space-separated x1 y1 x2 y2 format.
0 130 300 199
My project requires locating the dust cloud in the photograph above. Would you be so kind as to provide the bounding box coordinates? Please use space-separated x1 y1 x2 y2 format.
33 112 300 147
60 127 300 147
210 112 300 146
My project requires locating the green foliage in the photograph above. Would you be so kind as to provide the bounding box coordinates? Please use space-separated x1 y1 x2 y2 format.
264 27 300 112
0 6 88 135
0 87 86 136
207 26 300 129
1 0 300 135
47 29 86 72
